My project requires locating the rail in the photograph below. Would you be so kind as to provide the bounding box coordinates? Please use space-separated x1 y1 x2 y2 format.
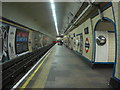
2 43 55 89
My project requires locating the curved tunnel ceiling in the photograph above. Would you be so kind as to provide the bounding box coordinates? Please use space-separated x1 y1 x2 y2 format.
2 2 84 37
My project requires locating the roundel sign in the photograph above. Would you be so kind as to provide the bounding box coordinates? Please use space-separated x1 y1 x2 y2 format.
85 38 90 53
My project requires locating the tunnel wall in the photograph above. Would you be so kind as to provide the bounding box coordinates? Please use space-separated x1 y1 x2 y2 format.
0 18 54 63
64 2 120 86
0 1 2 90
117 2 120 81
109 3 120 88
2 2 55 39
92 7 115 63
112 2 120 81
68 19 93 61
66 5 115 63
1 3 55 63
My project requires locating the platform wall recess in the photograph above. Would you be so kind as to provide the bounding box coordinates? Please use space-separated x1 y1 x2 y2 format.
65 4 116 63
112 2 120 80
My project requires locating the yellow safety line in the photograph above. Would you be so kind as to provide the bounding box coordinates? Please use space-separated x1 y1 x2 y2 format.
20 50 52 89
32 51 55 88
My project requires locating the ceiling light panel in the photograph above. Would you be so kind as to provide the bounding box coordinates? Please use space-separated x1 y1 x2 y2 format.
50 0 59 35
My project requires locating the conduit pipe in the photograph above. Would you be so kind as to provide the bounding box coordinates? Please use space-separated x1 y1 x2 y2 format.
65 0 100 34
98 8 103 21
65 4 92 34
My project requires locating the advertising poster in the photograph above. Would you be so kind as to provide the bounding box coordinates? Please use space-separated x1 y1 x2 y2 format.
15 28 29 54
39 33 43 48
0 23 9 63
34 32 39 50
32 32 35 51
42 35 48 46
0 23 2 62
32 31 39 50
73 37 76 51
76 36 79 51
8 26 16 59
28 30 33 52
79 33 83 54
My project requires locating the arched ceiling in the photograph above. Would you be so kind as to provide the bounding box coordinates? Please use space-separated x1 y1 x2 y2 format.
2 2 107 37
2 2 82 37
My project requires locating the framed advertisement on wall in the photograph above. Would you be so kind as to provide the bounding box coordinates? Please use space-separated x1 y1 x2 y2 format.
8 26 16 59
15 28 29 54
0 23 9 63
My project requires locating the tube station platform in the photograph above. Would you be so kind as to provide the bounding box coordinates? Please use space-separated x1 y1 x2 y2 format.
14 45 113 88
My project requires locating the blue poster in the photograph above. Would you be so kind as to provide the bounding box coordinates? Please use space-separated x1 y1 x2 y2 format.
16 28 29 54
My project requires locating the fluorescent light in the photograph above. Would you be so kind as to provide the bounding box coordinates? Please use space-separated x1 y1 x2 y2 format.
51 3 55 10
50 0 54 3
50 0 59 36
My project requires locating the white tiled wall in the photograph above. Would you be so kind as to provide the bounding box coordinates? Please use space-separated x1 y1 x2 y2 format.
108 33 115 62
112 2 120 80
67 4 118 67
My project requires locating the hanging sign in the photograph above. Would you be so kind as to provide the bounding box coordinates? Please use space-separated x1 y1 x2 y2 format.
85 38 90 53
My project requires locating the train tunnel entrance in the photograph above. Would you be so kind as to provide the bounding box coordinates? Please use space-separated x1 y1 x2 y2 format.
94 18 116 63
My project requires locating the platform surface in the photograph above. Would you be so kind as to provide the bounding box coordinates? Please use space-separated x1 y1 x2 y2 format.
18 45 113 88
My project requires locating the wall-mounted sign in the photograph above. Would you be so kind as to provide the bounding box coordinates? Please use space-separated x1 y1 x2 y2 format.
79 33 83 54
85 38 90 53
84 27 89 34
15 28 29 54
76 36 79 51
0 23 9 62
73 37 76 50
0 24 2 62
8 26 16 59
